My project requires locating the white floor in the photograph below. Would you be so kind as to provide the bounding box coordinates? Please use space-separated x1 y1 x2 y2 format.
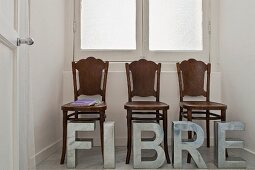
37 147 255 169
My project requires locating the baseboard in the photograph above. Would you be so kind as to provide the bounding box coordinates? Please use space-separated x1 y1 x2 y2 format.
35 139 62 165
244 148 255 155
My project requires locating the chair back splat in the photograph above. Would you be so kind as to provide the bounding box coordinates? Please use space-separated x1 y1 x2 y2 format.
176 58 211 102
72 57 109 101
125 59 161 102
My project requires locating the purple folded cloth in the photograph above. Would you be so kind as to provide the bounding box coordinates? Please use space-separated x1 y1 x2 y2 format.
71 99 97 106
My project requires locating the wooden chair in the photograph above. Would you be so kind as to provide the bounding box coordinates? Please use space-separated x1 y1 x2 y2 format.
124 59 171 164
60 57 109 164
176 58 227 163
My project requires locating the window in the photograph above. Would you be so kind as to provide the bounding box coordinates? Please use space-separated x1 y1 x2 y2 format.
81 0 136 50
149 0 203 51
74 0 210 62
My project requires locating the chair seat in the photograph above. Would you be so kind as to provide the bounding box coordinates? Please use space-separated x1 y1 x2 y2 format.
61 102 107 112
124 101 169 110
180 101 227 110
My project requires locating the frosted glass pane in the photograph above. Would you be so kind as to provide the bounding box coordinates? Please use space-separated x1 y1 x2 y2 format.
81 0 136 50
149 0 203 51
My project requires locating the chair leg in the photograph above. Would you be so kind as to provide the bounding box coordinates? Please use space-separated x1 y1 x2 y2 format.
221 109 228 158
126 110 132 164
163 110 171 164
156 110 160 123
100 111 105 159
60 111 68 164
74 111 78 119
179 107 183 121
206 110 210 147
187 109 192 163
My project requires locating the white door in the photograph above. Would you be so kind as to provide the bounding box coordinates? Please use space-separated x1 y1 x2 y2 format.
0 0 31 169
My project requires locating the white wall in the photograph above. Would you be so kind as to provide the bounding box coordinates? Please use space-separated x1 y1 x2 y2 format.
30 0 65 164
219 0 255 153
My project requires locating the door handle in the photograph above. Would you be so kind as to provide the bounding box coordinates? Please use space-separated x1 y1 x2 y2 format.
17 38 34 46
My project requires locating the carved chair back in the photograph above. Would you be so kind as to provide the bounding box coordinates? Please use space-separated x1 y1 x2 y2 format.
72 57 109 101
125 59 161 102
176 59 211 102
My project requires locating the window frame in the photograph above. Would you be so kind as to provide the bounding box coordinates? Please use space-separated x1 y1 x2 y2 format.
74 0 211 62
